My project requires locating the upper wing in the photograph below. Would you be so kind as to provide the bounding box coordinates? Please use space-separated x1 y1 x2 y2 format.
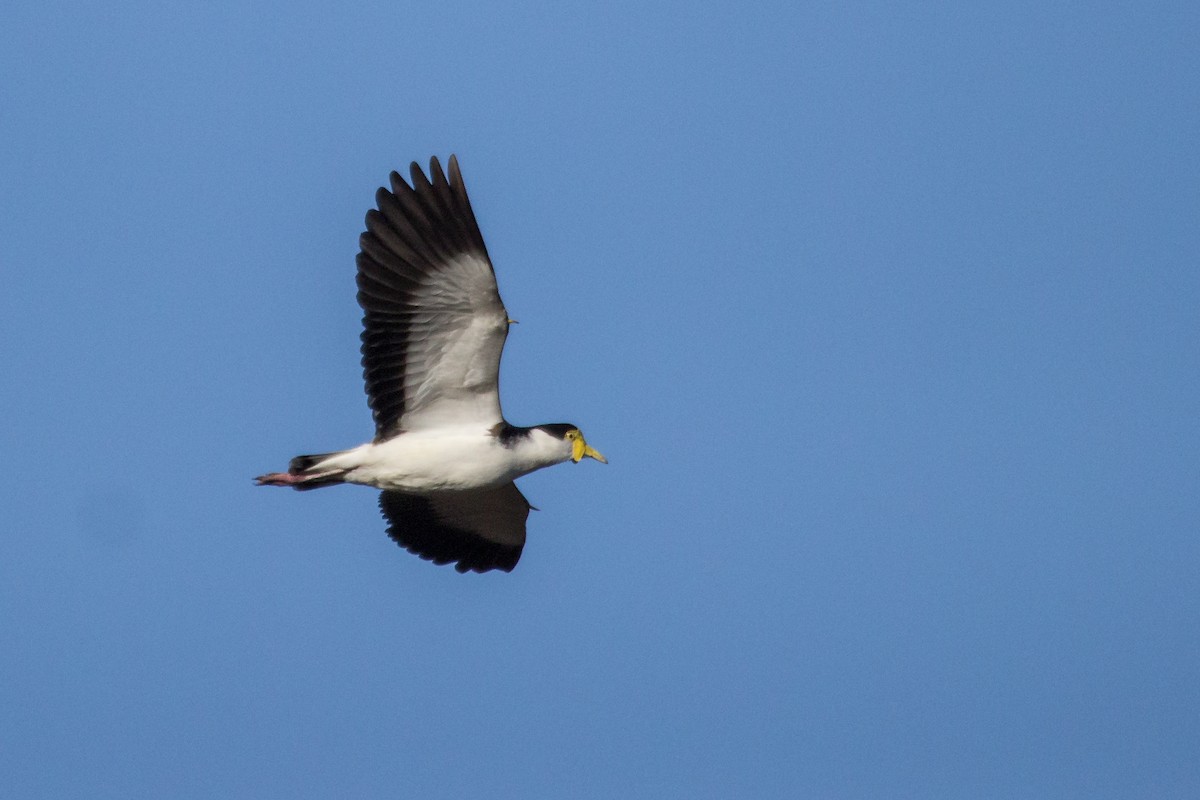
379 483 531 573
356 155 510 439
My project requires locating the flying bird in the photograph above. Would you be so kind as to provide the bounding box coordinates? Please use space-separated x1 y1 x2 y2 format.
256 155 605 573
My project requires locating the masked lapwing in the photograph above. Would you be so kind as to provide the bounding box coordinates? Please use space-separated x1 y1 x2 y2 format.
256 156 605 573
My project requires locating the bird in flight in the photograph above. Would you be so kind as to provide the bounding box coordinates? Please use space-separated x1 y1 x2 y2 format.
256 155 605 573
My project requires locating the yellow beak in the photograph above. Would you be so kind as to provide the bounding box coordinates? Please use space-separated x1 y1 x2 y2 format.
572 436 608 464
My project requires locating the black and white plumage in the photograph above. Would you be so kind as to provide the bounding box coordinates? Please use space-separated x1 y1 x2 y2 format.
256 156 605 573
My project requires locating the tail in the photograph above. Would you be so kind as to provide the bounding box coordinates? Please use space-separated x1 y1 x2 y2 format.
288 452 341 474
254 450 350 491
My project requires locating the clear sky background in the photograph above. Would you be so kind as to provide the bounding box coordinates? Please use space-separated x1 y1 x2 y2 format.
2 2 1198 798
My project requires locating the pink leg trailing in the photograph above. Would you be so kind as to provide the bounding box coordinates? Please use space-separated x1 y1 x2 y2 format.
253 470 343 487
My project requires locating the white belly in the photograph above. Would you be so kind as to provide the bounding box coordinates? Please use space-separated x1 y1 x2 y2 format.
329 429 546 492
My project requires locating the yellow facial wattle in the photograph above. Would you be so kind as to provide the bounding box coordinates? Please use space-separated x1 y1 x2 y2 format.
569 430 607 464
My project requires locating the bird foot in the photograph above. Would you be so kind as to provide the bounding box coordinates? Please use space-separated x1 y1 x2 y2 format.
254 472 304 487
254 470 344 488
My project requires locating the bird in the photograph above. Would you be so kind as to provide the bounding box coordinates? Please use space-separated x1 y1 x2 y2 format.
255 155 605 573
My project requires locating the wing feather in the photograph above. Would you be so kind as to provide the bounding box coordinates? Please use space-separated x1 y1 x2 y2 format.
379 483 531 573
356 155 509 439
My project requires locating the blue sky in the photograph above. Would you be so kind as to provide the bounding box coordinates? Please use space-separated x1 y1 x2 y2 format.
2 2 1198 797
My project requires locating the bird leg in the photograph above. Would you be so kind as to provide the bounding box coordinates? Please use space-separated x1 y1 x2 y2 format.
254 470 342 487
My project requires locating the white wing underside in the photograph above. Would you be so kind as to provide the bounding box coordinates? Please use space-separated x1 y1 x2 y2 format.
399 253 509 431
356 156 514 440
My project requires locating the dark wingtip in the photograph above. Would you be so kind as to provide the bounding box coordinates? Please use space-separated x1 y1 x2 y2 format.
388 170 410 196
409 159 433 191
379 490 525 574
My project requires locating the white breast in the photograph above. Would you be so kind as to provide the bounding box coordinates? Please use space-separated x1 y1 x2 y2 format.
330 427 569 492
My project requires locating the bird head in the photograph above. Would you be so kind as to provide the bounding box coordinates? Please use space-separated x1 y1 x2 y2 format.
563 427 607 464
